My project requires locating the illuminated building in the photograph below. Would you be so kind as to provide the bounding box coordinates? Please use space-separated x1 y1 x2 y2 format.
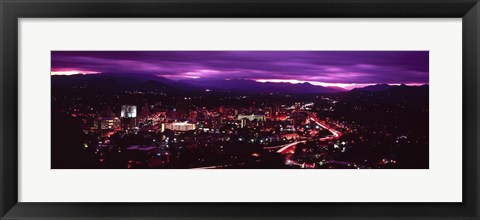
238 114 266 128
121 105 137 130
95 117 121 130
240 118 248 128
121 105 137 118
162 122 196 132
237 114 266 121
94 107 121 133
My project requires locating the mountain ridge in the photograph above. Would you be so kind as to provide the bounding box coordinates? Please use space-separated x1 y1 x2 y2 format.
51 74 428 95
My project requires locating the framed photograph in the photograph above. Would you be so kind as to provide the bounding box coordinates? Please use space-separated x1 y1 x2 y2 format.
1 0 479 219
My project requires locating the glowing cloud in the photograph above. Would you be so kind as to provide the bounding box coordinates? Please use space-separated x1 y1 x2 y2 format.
51 69 100 75
255 79 376 89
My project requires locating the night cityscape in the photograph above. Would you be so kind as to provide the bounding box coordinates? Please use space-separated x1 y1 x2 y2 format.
51 51 429 169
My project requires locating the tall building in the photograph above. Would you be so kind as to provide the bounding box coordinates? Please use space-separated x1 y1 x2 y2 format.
121 105 137 130
121 105 137 118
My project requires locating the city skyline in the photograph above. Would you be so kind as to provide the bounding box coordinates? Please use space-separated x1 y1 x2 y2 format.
51 51 428 90
51 51 429 169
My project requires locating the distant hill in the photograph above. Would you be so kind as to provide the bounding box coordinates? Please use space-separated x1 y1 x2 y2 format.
51 74 427 96
327 86 348 92
340 84 429 104
383 84 429 99
179 79 343 94
350 84 395 92
51 73 197 94
52 74 344 95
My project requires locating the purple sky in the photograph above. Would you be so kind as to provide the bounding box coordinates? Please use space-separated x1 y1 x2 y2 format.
51 51 428 89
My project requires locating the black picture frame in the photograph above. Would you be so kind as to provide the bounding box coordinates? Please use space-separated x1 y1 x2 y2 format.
1 0 479 219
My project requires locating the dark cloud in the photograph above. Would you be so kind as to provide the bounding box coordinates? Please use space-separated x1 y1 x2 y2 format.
51 51 428 84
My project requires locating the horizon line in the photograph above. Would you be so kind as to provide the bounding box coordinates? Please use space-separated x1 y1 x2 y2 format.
50 72 428 91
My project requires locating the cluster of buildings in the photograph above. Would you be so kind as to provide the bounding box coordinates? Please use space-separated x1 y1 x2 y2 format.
83 101 316 138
